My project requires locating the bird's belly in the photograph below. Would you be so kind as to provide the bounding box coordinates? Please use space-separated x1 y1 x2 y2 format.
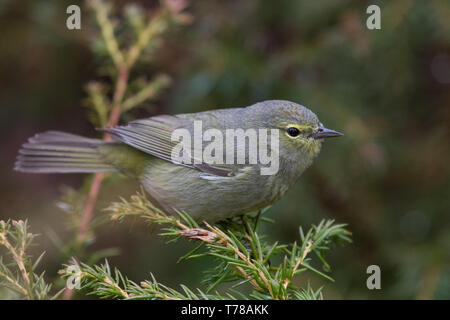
140 161 279 222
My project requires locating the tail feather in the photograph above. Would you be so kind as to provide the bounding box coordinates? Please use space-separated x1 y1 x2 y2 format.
15 131 116 173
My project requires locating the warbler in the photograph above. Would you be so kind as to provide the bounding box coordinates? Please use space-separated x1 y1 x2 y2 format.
15 100 342 222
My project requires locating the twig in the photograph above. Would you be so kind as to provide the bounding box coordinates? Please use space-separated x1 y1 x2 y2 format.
65 3 132 300
0 269 28 297
78 66 129 243
0 231 31 288
0 230 31 298
0 220 58 299
283 241 312 290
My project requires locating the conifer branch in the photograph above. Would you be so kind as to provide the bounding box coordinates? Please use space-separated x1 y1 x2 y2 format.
63 0 188 299
0 220 62 300
64 190 353 300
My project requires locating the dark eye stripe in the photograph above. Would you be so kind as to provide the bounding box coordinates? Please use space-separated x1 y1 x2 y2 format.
287 127 300 137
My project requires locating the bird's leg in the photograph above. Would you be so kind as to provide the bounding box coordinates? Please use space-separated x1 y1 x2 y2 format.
236 215 251 254
241 215 251 236
241 212 270 264
253 210 262 232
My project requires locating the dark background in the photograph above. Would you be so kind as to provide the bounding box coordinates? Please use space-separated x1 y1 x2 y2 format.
0 0 449 299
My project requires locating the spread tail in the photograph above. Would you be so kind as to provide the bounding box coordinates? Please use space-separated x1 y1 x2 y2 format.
15 131 116 173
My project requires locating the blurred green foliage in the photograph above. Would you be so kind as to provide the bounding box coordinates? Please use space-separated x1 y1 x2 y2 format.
0 0 449 299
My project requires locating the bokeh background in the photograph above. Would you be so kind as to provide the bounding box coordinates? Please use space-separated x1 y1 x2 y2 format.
1 0 449 299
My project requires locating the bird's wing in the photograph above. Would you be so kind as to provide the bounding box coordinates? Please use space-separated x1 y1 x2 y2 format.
102 114 233 177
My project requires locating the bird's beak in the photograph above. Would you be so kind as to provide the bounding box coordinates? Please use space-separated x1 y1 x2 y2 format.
310 126 344 139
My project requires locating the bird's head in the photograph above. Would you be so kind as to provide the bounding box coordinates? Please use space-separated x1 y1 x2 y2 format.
245 100 343 172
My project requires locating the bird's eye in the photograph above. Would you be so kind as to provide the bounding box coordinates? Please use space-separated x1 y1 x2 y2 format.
287 127 301 137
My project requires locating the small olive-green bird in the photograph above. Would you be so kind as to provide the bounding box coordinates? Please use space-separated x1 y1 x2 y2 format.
15 100 342 222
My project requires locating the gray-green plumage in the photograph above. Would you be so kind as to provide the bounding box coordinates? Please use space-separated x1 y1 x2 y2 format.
15 100 343 222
